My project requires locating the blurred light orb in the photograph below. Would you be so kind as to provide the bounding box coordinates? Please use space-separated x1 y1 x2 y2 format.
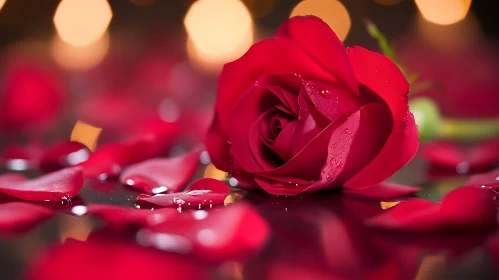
415 0 472 26
290 0 351 41
54 0 113 47
51 32 110 71
184 0 253 72
0 0 6 11
416 13 480 51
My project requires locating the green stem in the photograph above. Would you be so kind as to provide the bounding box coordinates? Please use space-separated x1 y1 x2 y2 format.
440 119 499 141
364 19 419 84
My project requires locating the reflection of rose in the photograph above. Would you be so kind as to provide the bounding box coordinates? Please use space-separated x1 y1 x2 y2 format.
206 16 418 195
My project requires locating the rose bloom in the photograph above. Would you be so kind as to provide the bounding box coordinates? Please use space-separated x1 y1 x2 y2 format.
206 16 419 196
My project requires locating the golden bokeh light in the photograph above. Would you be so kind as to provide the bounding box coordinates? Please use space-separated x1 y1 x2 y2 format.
290 0 351 41
415 255 446 280
416 13 480 52
59 214 93 242
0 0 6 11
70 121 103 152
51 32 110 71
380 201 400 210
184 0 254 72
203 163 228 181
415 0 472 26
53 0 113 47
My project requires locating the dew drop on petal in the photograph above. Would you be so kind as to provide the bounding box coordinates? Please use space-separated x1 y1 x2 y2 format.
456 162 470 174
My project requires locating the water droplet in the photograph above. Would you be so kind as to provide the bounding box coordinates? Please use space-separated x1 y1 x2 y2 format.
456 162 470 174
185 190 212 196
152 186 168 194
193 210 208 220
319 89 331 99
98 173 108 181
173 197 186 205
254 80 260 86
71 205 87 216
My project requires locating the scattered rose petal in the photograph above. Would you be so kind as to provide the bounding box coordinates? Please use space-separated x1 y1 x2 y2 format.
368 187 498 233
23 238 213 280
78 136 155 179
463 169 499 190
140 202 269 262
86 204 178 229
343 182 421 199
39 141 90 171
0 167 83 201
120 149 201 194
421 139 499 173
136 178 230 209
1 141 45 171
0 202 55 233
79 117 179 180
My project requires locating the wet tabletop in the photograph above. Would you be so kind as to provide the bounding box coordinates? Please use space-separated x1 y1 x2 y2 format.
0 153 498 280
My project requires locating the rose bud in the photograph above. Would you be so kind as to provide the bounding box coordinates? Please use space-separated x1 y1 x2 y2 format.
206 16 419 196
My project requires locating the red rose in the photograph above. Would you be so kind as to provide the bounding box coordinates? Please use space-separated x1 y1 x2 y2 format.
206 16 419 196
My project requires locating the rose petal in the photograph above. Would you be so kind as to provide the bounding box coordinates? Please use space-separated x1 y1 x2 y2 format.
463 169 499 190
347 46 409 126
23 238 212 280
0 167 83 201
217 37 334 131
343 110 419 189
120 149 201 194
76 93 149 132
228 86 281 172
143 202 269 262
254 118 343 195
86 204 178 229
246 109 284 171
275 16 358 95
422 139 499 171
205 113 231 172
421 141 464 168
296 75 360 124
1 141 45 170
302 104 391 193
0 202 55 233
79 136 157 179
368 187 498 232
136 178 230 208
290 92 330 155
271 120 296 162
39 141 90 171
343 183 421 199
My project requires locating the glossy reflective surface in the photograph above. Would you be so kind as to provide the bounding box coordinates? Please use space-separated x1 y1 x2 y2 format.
0 155 498 280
